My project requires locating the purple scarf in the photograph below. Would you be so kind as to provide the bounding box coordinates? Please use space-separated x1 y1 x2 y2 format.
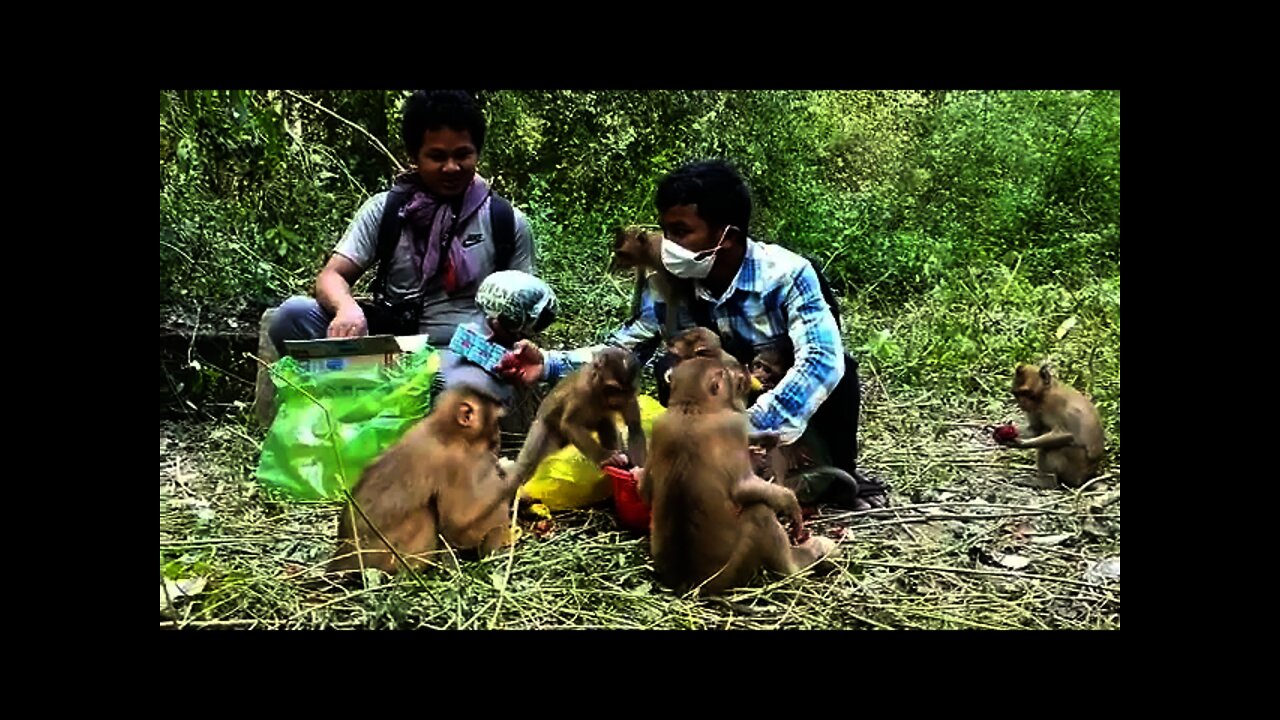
394 172 492 294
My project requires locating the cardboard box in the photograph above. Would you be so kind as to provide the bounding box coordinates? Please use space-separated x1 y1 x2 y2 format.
283 334 430 374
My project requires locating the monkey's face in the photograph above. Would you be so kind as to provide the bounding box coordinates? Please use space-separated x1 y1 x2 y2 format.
593 349 639 410
611 228 645 271
1012 364 1047 413
601 377 636 410
415 127 478 199
750 354 786 391
667 327 722 361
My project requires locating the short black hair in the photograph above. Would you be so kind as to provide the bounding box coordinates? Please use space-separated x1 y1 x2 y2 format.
400 90 486 159
655 159 751 237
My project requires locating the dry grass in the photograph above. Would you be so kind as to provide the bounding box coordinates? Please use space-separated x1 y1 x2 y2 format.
159 379 1119 630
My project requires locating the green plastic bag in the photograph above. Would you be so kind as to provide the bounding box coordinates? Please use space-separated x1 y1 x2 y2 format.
255 348 441 500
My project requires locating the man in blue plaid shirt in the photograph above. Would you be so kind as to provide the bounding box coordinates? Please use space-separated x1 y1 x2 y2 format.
509 160 886 509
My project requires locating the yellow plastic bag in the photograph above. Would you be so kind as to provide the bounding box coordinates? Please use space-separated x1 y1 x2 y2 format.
520 395 664 510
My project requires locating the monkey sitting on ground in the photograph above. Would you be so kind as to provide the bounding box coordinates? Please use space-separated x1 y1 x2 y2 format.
328 386 520 576
636 355 838 595
994 363 1106 489
511 346 647 482
612 225 694 338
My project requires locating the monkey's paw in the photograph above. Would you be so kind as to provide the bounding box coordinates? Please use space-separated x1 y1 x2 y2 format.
496 458 519 480
600 453 631 469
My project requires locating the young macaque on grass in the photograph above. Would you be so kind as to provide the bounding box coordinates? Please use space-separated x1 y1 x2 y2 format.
511 346 647 482
636 355 837 595
993 363 1106 489
328 386 520 577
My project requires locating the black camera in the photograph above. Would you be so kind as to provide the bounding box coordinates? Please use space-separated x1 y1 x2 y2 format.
358 297 422 336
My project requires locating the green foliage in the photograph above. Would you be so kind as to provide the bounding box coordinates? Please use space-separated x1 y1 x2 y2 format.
160 89 1119 453
159 90 398 318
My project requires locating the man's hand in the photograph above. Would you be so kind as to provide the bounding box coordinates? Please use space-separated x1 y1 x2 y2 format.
328 303 368 338
499 340 545 385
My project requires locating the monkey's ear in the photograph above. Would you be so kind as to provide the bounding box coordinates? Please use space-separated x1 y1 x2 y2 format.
1015 363 1026 373
1039 365 1053 385
708 370 725 397
455 400 478 429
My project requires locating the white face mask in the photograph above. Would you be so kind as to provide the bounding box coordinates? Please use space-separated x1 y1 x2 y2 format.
660 226 735 279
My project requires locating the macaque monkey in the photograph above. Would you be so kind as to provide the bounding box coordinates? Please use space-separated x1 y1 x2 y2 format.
665 326 756 408
995 364 1106 489
636 356 838 595
612 225 693 338
666 325 723 363
328 386 520 576
511 346 647 481
749 340 793 394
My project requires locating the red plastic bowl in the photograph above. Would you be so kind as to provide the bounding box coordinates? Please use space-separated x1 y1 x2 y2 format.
604 466 651 532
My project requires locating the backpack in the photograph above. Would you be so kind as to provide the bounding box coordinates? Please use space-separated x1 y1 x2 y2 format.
800 254 842 330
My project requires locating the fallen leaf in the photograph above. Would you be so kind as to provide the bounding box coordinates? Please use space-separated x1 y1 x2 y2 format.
490 571 508 592
995 553 1032 570
160 577 207 615
1084 557 1120 584
1029 533 1072 546
1081 517 1114 539
1055 316 1079 340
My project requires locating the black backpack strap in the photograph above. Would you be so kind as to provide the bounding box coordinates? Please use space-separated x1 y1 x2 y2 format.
372 186 413 303
801 255 842 330
489 193 517 270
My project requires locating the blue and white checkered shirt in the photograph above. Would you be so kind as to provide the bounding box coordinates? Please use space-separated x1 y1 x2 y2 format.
543 239 845 444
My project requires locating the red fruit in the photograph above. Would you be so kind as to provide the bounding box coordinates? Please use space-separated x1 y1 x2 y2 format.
994 424 1019 443
605 466 651 533
494 352 526 380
